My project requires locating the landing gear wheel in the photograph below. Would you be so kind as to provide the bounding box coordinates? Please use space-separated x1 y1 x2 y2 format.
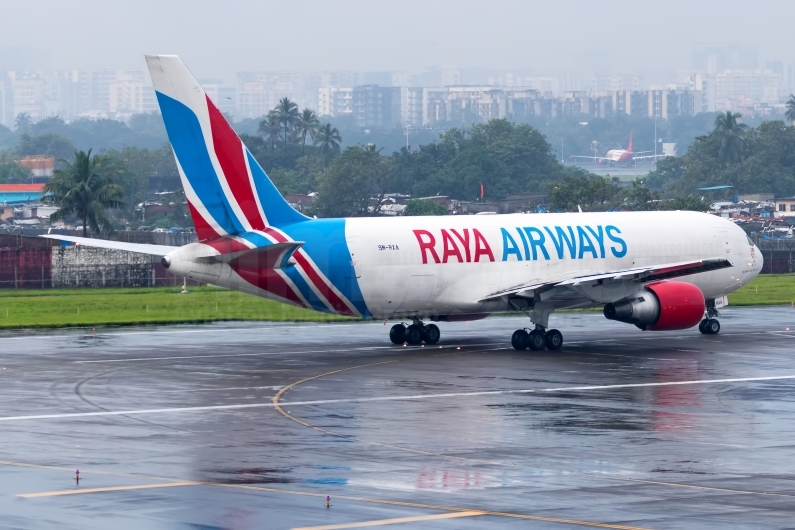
404 324 424 345
706 319 720 335
423 324 440 345
527 330 546 351
389 324 406 344
698 319 709 334
545 329 563 350
511 329 528 350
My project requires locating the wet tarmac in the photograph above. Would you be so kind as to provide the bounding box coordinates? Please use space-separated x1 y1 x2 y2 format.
2 307 795 529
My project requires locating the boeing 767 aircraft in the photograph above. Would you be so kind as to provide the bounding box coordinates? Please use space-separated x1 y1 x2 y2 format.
45 56 763 351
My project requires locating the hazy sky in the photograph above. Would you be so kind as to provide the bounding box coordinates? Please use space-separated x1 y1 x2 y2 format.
1 0 792 81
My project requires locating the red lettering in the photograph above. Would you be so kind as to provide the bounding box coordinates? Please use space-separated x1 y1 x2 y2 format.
413 230 440 264
441 229 464 263
472 229 495 262
449 228 471 262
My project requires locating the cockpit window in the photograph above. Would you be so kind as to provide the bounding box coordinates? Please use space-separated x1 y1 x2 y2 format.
746 235 754 246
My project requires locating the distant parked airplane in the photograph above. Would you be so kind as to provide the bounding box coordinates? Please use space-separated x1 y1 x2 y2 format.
43 56 761 351
570 131 667 166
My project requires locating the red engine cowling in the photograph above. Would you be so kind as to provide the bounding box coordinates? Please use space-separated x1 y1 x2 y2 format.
603 281 705 331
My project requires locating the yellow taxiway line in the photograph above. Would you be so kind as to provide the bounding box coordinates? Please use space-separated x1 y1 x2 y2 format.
18 481 201 498
292 511 485 530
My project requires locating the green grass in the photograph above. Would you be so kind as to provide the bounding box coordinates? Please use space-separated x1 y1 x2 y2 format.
0 273 792 329
729 274 795 306
0 286 352 329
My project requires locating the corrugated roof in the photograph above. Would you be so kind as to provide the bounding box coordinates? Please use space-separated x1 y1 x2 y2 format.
0 184 45 192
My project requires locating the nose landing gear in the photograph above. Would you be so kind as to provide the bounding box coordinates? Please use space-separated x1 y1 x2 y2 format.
389 321 441 345
699 300 721 335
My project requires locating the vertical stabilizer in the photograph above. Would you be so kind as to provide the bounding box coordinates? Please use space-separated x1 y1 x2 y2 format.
145 55 307 241
626 130 634 153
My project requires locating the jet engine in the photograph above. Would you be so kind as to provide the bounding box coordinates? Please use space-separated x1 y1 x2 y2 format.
603 281 705 331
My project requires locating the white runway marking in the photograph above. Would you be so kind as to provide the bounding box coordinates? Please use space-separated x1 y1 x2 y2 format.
1 374 794 423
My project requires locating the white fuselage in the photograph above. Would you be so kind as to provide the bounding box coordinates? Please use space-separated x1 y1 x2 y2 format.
168 211 761 320
345 211 760 319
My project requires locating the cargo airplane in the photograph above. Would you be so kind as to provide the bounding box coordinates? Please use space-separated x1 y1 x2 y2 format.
44 56 763 351
570 132 666 165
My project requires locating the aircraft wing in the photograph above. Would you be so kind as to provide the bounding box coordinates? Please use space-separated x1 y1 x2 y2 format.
569 155 604 161
479 257 732 302
632 153 669 161
40 235 177 256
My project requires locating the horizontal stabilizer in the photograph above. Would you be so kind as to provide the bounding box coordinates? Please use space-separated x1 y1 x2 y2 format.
196 241 304 270
40 235 176 256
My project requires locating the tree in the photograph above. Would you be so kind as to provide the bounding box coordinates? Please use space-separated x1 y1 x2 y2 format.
787 95 795 125
294 109 320 154
403 199 447 216
713 111 749 164
257 111 282 151
273 97 299 150
128 112 167 138
16 133 76 161
315 123 342 165
0 152 33 184
549 174 623 212
314 146 395 217
14 113 32 133
43 150 125 236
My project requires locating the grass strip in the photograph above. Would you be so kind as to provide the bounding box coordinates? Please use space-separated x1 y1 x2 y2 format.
0 286 351 329
0 274 791 329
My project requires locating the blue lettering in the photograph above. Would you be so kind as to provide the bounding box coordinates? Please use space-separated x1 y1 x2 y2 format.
544 226 577 259
516 227 530 260
606 225 627 258
501 228 523 261
585 225 606 258
523 227 550 261
577 226 598 259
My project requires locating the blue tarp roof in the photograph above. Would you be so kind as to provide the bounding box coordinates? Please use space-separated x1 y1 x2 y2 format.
697 185 734 191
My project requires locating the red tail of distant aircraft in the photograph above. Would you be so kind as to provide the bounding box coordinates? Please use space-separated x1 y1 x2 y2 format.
570 131 665 166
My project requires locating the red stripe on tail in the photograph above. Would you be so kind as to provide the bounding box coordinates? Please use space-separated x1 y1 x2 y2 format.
206 96 266 231
188 201 220 241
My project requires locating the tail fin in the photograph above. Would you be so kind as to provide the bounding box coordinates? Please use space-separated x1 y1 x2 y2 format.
626 130 633 153
145 55 307 240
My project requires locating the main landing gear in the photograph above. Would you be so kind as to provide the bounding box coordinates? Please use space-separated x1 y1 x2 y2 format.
389 321 440 345
511 327 563 351
699 300 721 335
510 301 563 351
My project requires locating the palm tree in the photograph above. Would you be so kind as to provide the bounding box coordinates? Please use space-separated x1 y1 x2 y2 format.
43 150 124 237
315 123 342 165
713 111 749 164
257 111 282 150
14 113 32 133
273 97 299 150
786 94 795 125
294 109 320 154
